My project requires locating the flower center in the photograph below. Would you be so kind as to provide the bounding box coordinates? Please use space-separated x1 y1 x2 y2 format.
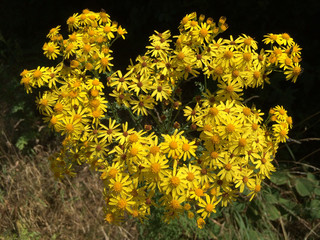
195 188 204 197
226 85 234 93
242 176 249 183
211 135 220 144
210 151 219 159
186 172 195 181
33 70 42 79
130 147 138 156
243 107 251 116
177 52 185 60
238 138 247 147
169 141 178 149
150 145 160 155
151 162 161 174
129 134 138 143
205 203 214 212
92 110 101 118
225 163 232 171
243 52 252 62
209 107 219 116
92 79 100 86
65 123 74 132
170 176 180 187
113 182 123 192
117 198 127 209
226 124 235 133
101 57 109 67
109 168 118 178
224 50 233 59
182 143 190 152
214 66 223 75
200 28 208 37
171 200 181 209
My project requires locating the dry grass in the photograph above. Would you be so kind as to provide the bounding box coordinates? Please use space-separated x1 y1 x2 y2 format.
0 132 138 240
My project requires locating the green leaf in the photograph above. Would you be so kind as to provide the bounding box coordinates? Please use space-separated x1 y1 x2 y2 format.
314 187 320 196
310 200 320 218
264 192 278 204
295 178 315 197
266 204 281 220
279 197 296 209
15 136 28 150
307 172 317 181
270 171 290 185
11 102 24 113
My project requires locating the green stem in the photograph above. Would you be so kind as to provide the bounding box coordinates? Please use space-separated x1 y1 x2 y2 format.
127 107 143 130
148 110 161 125
204 75 208 91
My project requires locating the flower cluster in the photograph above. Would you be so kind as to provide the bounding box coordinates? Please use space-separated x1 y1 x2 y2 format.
20 10 301 228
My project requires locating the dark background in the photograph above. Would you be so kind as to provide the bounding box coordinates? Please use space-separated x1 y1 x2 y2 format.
0 0 319 164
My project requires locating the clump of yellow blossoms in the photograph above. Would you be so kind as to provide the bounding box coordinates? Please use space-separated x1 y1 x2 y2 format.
20 9 301 228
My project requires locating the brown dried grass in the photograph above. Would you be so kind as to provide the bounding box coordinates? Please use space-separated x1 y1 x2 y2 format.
0 131 138 239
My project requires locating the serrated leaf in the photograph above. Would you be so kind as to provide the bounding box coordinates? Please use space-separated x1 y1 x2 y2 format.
15 136 28 150
266 204 281 220
270 171 290 185
295 178 314 197
11 104 24 113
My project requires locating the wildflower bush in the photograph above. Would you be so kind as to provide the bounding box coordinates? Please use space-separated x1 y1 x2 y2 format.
20 9 302 228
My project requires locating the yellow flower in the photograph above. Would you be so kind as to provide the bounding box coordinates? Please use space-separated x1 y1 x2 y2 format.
216 78 244 101
108 174 132 196
182 164 201 189
183 103 202 123
58 116 83 137
179 136 197 161
99 118 120 143
197 194 220 219
89 138 110 159
108 194 135 213
263 33 282 45
114 122 135 145
197 217 206 229
30 66 51 87
216 153 240 182
254 152 276 179
189 184 207 201
142 153 169 190
109 70 131 91
95 52 114 73
247 177 262 201
160 129 184 158
36 92 56 115
234 167 255 193
272 123 289 143
194 22 213 44
151 80 172 102
284 63 302 83
235 34 258 51
129 74 153 95
161 168 188 198
130 95 155 116
117 26 127 39
43 42 60 60
47 25 61 39
67 14 79 31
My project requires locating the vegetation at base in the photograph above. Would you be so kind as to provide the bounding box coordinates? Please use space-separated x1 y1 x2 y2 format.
1 0 319 239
